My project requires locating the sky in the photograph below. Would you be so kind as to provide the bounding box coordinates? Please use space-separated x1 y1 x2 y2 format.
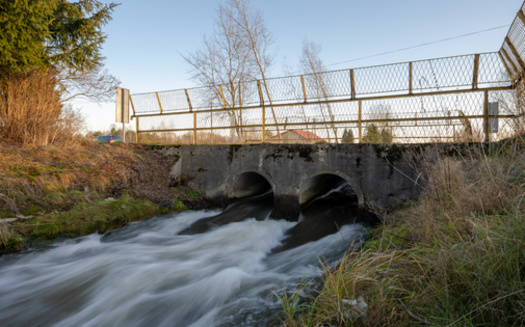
80 0 524 132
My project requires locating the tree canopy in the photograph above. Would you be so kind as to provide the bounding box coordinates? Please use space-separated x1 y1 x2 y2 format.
0 0 118 75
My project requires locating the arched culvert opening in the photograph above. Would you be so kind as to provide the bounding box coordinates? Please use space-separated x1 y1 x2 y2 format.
299 173 362 211
179 172 273 235
271 173 370 253
231 172 273 199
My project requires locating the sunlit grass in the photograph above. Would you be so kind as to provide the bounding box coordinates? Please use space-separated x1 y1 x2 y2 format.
275 139 525 326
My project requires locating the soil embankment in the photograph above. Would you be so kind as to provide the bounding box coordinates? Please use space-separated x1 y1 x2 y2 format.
0 141 207 254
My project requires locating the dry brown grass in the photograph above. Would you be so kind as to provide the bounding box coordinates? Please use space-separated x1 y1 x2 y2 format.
276 138 525 327
401 140 525 244
0 69 63 146
0 141 178 217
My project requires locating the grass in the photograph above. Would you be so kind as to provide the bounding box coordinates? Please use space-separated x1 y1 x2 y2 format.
0 140 204 254
0 195 170 254
274 139 525 326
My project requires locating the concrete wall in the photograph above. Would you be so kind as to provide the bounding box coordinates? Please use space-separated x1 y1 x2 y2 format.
157 143 435 219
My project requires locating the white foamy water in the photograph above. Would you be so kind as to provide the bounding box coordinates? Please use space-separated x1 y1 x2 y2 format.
0 210 368 327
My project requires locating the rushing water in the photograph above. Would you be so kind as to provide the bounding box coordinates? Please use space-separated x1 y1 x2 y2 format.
0 209 368 327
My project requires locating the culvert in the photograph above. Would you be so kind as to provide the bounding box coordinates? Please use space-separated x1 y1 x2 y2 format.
299 173 363 210
231 171 273 199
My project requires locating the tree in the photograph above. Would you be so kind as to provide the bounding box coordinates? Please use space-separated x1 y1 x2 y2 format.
342 128 355 143
229 0 280 136
300 40 339 142
363 124 381 143
0 0 118 75
380 128 393 143
183 0 279 140
363 124 393 143
0 0 118 145
183 1 253 140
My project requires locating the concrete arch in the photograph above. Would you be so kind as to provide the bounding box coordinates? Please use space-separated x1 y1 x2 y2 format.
299 171 364 209
230 170 275 199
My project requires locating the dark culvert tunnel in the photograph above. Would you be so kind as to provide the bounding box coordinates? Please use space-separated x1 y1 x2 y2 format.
272 173 378 252
178 172 274 235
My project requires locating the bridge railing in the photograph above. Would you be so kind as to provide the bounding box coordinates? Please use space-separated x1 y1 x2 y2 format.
128 5 525 145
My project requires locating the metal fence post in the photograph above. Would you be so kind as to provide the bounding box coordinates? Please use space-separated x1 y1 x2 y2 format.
358 100 362 143
350 69 356 99
484 90 490 143
257 80 266 142
193 112 197 145
301 75 307 103
408 62 413 95
135 116 139 144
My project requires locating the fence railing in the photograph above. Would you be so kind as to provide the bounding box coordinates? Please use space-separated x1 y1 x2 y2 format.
128 2 525 145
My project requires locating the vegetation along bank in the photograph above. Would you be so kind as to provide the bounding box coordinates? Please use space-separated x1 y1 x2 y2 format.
0 141 208 255
272 139 525 327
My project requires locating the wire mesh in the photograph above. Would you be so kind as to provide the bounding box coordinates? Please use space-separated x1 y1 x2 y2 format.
129 5 525 145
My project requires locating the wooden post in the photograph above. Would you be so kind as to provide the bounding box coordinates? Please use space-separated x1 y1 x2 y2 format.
193 112 197 145
155 92 163 114
472 54 480 89
301 75 307 103
350 69 356 99
484 90 490 143
409 62 413 95
358 100 362 143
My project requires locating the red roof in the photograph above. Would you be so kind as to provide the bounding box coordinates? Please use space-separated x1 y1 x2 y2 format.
289 130 324 141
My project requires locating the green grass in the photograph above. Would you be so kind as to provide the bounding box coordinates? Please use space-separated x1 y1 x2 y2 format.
1 195 169 254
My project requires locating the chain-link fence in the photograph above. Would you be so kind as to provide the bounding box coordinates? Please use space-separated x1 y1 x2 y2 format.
129 5 525 145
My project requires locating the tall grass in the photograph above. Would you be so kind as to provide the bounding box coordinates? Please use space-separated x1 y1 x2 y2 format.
0 69 62 146
276 140 525 326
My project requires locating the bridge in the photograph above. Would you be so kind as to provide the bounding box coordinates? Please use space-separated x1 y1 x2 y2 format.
128 4 525 218
158 143 434 219
125 3 525 146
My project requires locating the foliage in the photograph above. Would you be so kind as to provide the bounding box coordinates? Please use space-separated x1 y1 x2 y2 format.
342 128 355 144
0 0 118 75
1 196 167 253
0 1 118 145
362 124 380 143
362 124 393 144
276 141 525 326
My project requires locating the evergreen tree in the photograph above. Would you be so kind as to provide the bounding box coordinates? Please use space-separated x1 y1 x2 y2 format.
363 124 381 143
341 128 355 143
0 1 118 145
380 128 393 144
0 0 118 75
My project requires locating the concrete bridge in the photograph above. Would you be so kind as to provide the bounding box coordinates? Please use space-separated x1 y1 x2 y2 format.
157 143 435 219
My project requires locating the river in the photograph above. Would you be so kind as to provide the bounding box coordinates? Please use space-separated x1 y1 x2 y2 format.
0 207 368 326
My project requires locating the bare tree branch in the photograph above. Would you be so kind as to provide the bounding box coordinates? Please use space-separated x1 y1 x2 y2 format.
59 67 120 103
301 40 339 142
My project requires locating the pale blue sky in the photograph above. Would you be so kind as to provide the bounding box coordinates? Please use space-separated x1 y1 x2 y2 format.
83 0 523 131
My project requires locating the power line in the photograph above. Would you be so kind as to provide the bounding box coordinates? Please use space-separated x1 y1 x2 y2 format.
328 24 510 67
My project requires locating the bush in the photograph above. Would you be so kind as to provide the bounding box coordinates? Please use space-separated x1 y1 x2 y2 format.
0 69 86 146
